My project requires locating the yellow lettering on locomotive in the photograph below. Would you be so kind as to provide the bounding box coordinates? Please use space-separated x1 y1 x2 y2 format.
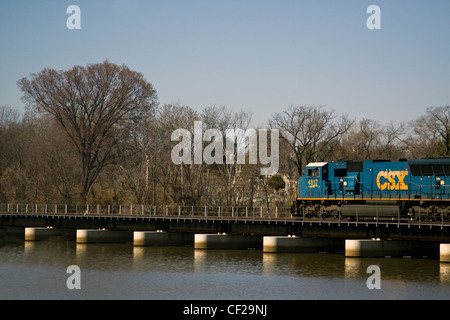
308 179 319 188
376 170 408 191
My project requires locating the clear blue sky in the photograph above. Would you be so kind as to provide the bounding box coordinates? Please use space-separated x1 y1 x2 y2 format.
1 0 449 126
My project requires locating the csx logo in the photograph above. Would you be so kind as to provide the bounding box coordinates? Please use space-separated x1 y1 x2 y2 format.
376 170 408 190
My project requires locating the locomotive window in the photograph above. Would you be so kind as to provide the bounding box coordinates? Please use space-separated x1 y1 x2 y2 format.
410 163 450 176
334 169 347 177
347 161 363 172
306 168 320 177
433 164 445 175
421 165 433 176
410 165 421 176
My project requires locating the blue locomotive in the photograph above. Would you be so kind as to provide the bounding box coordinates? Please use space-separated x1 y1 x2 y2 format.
294 158 450 220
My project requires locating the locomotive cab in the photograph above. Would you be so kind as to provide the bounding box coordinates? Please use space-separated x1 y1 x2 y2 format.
298 162 328 198
298 160 364 199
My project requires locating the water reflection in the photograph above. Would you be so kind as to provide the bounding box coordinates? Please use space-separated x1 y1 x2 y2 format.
75 242 141 272
263 252 347 278
194 249 263 275
132 246 195 273
1 238 450 299
12 239 450 284
440 263 450 282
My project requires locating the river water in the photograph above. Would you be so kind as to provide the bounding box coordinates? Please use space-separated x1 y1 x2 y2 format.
1 236 450 300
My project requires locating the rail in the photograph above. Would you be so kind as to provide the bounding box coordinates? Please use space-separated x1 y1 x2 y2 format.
1 203 450 228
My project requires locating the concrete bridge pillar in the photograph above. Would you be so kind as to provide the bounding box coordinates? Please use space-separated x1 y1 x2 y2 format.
25 227 58 241
263 236 344 253
345 239 439 258
76 229 132 243
440 243 450 262
133 231 193 246
194 233 262 249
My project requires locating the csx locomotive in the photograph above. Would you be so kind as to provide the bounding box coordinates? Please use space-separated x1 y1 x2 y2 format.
293 158 450 220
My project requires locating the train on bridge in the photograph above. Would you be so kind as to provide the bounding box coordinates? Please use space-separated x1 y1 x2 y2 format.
293 158 450 221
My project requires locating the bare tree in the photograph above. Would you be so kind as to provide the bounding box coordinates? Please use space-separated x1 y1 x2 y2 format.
349 118 381 159
151 103 203 205
408 106 450 158
270 105 353 176
378 121 407 160
337 118 406 161
32 116 81 203
202 105 253 206
0 106 26 202
17 61 157 202
116 139 147 205
0 113 65 203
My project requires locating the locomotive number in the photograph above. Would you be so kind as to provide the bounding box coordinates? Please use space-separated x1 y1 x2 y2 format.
308 179 319 188
376 170 408 191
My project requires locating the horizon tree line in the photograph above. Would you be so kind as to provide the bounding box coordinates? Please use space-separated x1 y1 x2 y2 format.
0 61 449 206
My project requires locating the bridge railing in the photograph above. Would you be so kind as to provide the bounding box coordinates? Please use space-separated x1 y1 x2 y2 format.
0 203 295 221
2 203 449 227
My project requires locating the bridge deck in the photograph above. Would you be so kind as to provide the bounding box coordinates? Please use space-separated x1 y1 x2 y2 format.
1 204 450 243
1 203 450 228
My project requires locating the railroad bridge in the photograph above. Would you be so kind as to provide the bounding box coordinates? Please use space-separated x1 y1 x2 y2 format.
1 204 450 261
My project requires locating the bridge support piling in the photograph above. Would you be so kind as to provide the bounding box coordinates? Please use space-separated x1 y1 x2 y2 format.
345 239 439 258
76 229 132 243
25 227 59 241
263 236 344 253
440 243 450 262
134 231 193 246
194 233 262 249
